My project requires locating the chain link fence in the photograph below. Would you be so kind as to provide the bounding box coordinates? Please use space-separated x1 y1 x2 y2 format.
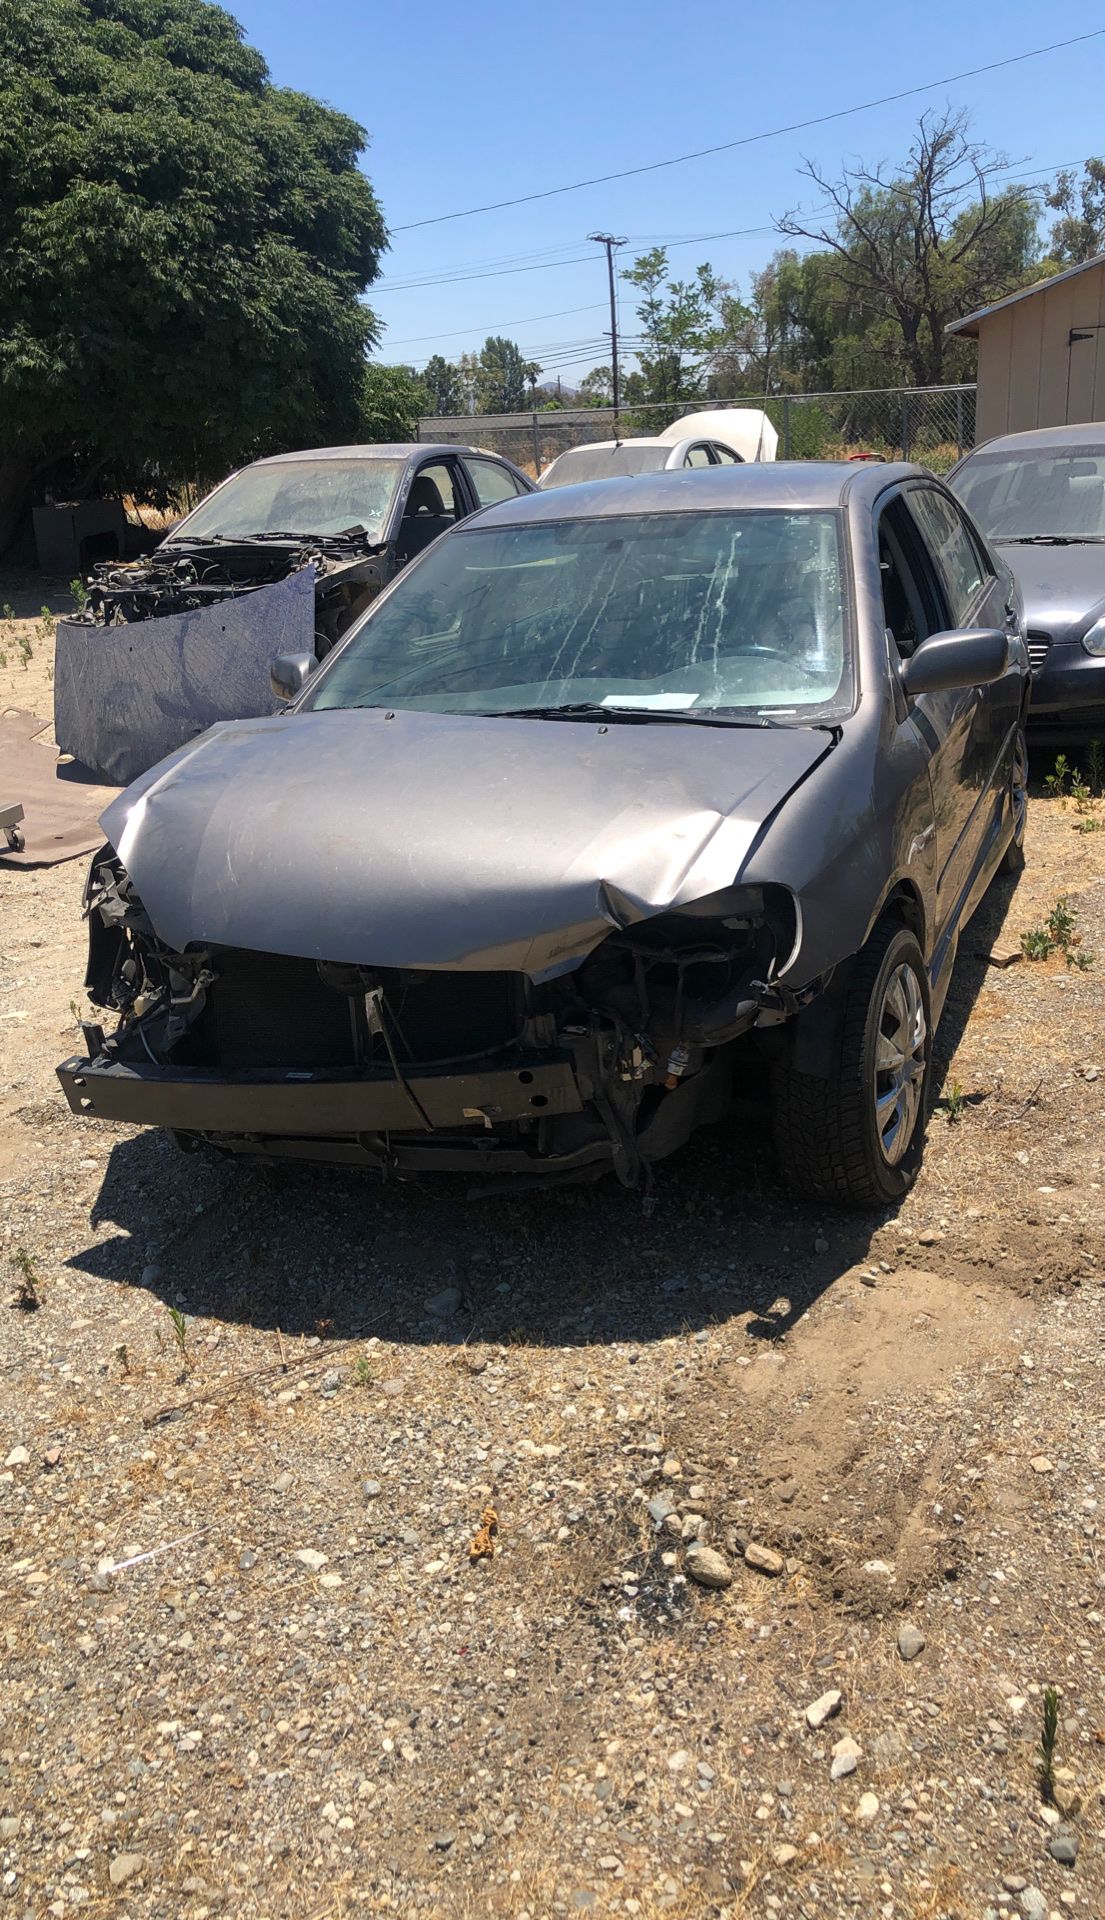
419 385 976 479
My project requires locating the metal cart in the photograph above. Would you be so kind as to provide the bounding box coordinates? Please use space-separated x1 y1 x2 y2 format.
1 801 25 853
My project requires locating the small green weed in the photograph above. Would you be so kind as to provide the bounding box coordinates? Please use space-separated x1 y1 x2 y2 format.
1038 1685 1060 1803
166 1304 190 1375
941 1079 966 1124
70 575 88 614
353 1354 375 1387
1073 817 1104 834
1044 752 1071 802
11 1247 40 1311
1087 738 1105 795
1021 896 1093 968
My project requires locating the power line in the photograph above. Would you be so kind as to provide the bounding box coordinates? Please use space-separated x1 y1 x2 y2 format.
384 301 608 348
390 31 1105 232
375 224 779 293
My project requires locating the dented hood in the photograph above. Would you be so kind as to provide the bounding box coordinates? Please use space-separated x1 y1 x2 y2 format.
101 708 831 977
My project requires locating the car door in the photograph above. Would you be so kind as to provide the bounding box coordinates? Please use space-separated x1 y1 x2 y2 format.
394 457 468 567
875 492 986 950
902 481 1022 885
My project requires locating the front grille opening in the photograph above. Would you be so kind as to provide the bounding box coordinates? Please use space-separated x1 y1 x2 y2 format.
1027 629 1052 674
182 948 529 1071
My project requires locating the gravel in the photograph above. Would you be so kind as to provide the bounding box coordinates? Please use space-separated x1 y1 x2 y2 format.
3 711 1105 1915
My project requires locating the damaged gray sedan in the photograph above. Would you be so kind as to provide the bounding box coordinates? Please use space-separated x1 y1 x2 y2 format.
58 464 1028 1205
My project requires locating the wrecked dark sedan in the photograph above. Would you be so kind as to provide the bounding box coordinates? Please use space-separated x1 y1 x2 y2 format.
53 443 534 785
58 463 1029 1206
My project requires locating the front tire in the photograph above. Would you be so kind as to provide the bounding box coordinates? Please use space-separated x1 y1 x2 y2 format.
772 922 931 1208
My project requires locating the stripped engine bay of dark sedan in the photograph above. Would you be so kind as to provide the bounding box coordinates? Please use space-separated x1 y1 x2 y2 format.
64 850 804 1188
71 531 386 651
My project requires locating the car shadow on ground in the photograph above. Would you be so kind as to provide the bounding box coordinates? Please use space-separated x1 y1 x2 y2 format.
67 1108 861 1349
65 873 1016 1354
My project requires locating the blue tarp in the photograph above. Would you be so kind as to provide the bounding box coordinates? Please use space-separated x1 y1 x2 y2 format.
53 566 316 785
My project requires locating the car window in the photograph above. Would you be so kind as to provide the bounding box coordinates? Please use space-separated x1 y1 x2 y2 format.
305 508 853 723
464 457 526 507
395 462 464 565
683 444 714 468
905 486 988 626
878 497 948 662
712 444 742 464
409 462 460 518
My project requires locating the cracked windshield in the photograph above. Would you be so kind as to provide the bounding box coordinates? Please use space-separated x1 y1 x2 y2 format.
305 509 849 720
171 457 405 541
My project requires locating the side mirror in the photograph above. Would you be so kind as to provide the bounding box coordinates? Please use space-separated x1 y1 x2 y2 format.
900 628 1008 698
270 651 316 703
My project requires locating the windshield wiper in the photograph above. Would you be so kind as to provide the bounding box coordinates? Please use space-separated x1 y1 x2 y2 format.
998 534 1105 545
481 702 786 727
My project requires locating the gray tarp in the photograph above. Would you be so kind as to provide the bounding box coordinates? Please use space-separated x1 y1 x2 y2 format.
53 566 316 785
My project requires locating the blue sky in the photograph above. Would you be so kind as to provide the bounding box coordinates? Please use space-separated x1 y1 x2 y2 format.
231 0 1105 388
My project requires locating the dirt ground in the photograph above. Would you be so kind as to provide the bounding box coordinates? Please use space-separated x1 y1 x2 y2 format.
4 605 1105 1920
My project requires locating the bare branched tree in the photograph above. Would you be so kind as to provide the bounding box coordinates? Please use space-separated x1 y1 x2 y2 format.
776 110 1038 386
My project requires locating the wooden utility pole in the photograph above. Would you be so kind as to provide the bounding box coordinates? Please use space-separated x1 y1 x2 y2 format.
588 232 627 436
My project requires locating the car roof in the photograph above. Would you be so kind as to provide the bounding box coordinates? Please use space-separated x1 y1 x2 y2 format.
469 460 922 525
965 422 1105 456
252 443 498 466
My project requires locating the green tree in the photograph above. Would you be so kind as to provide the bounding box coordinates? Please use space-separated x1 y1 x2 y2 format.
360 364 430 441
776 110 1038 388
475 335 527 413
577 365 615 407
620 249 721 412
422 355 465 415
1046 159 1105 265
0 0 386 551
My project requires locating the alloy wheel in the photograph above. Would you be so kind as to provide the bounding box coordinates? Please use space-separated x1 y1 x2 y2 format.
873 961 927 1166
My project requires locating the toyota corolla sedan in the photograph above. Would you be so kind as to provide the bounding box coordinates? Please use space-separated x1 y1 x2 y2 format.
950 423 1105 731
58 464 1028 1207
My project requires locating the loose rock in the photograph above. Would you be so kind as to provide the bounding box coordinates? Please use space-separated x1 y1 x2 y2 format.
1049 1833 1079 1866
294 1548 328 1571
772 1843 798 1866
745 1542 784 1576
4 1445 29 1468
856 1792 879 1821
426 1285 463 1318
1029 1456 1054 1475
898 1623 926 1661
109 1854 146 1887
684 1543 733 1590
805 1689 843 1729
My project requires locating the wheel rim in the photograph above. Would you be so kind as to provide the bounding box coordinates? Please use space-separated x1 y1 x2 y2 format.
873 962 927 1166
1011 729 1028 844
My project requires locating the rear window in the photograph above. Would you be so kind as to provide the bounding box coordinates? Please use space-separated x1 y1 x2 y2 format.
541 445 670 488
